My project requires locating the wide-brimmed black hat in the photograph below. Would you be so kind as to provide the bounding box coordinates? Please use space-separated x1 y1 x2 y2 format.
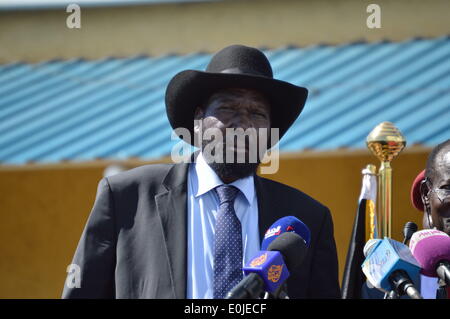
165 44 308 146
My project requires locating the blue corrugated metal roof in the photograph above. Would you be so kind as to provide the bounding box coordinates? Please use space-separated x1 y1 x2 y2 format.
0 36 449 164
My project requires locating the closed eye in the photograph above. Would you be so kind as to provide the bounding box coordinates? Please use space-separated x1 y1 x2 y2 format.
218 105 235 112
253 111 268 119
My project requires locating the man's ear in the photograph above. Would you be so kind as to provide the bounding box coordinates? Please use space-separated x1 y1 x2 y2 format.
420 180 430 204
420 180 434 227
193 107 203 133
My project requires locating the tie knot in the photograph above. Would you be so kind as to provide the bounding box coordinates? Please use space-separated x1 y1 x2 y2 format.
214 185 239 205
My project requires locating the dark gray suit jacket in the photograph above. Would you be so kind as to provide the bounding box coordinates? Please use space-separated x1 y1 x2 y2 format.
62 162 340 298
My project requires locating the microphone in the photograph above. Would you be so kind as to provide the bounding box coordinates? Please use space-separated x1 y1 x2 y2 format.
225 231 308 299
362 237 423 299
260 216 310 299
403 222 418 245
409 229 450 286
362 238 382 290
261 216 311 250
363 238 382 257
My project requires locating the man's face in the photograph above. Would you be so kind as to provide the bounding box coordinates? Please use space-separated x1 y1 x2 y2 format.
423 149 450 235
194 88 271 181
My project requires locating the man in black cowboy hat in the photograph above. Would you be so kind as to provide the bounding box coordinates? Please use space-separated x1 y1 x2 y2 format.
62 45 341 299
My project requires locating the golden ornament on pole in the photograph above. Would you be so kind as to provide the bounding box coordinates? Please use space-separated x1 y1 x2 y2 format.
366 122 406 239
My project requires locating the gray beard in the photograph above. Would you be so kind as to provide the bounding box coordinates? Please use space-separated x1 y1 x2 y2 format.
206 160 259 182
201 140 260 182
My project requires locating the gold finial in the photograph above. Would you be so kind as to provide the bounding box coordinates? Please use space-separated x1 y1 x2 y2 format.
366 121 406 162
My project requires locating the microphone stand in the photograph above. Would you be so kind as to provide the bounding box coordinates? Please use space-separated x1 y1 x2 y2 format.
384 290 399 299
263 283 290 299
436 279 448 299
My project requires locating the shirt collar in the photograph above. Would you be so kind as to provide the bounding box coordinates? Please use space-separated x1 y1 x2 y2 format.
194 152 255 205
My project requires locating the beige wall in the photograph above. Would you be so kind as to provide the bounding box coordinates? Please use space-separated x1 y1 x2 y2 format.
0 147 429 298
1 0 449 63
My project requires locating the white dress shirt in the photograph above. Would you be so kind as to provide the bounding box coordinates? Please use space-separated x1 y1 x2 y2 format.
186 152 260 299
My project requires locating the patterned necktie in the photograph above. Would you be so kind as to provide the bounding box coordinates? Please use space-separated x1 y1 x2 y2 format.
213 185 243 299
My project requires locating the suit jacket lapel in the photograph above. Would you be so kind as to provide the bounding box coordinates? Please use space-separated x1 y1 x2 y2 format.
155 162 189 299
255 175 286 242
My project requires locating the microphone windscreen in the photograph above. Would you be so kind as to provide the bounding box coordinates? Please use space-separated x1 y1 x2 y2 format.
403 221 418 240
267 232 308 271
409 229 450 277
362 238 421 290
261 216 311 250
